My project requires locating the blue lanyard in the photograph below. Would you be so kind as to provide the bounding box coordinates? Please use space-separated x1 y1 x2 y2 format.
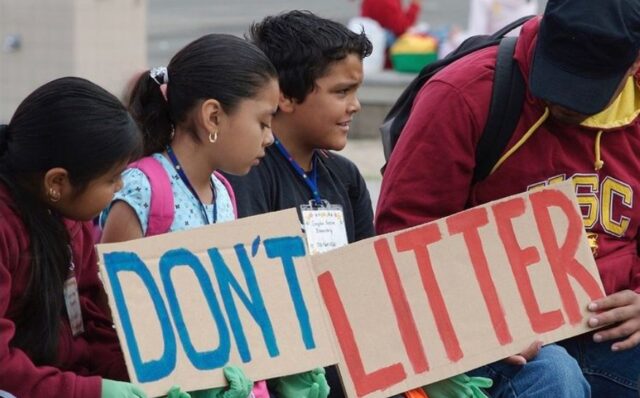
273 138 322 205
166 146 217 224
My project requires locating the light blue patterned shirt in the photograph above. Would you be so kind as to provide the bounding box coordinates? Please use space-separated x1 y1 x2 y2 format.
101 153 235 235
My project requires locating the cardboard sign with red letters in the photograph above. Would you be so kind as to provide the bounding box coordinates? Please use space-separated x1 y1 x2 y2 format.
311 182 605 398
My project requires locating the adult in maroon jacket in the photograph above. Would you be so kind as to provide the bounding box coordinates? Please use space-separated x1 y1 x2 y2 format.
0 78 143 397
376 0 640 397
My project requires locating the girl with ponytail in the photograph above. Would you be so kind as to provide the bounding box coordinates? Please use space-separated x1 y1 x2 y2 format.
100 33 279 398
101 32 331 398
0 77 152 397
101 34 279 240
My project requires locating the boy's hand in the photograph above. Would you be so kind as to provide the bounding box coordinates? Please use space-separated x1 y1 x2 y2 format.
274 367 330 398
588 289 640 351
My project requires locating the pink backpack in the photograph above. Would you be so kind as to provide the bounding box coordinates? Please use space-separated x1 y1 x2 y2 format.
130 156 238 237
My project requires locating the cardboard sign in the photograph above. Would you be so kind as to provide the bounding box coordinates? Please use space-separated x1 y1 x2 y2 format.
96 209 338 397
311 183 606 398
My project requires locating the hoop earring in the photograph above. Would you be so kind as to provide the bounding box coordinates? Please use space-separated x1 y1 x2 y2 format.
209 130 218 144
169 124 176 140
48 188 61 203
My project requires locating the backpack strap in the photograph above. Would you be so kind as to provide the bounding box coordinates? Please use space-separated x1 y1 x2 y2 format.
129 157 175 236
213 171 238 218
472 36 526 183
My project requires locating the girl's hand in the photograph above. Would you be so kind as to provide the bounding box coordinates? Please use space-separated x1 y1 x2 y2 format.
588 289 640 351
166 386 191 398
190 366 253 398
101 379 147 398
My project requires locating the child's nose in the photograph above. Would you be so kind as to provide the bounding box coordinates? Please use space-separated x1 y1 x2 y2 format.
263 130 275 147
348 95 361 114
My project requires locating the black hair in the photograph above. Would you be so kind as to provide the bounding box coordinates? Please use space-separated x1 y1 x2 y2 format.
129 33 278 156
0 76 141 366
248 10 372 103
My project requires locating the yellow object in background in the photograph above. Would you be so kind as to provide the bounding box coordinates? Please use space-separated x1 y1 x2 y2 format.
390 33 439 73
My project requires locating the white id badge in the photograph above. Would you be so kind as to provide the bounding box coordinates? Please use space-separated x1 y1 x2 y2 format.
63 276 84 336
301 201 349 255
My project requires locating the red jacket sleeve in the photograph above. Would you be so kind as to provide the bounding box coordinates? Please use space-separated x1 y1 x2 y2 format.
361 0 421 36
0 220 102 398
375 79 485 234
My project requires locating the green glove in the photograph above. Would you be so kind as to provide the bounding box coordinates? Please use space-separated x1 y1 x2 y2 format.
190 366 253 398
273 367 330 398
166 385 191 398
101 379 148 398
423 374 492 398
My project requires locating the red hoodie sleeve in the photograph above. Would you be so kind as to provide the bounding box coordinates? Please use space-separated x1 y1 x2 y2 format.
375 79 485 234
0 219 102 398
361 0 421 36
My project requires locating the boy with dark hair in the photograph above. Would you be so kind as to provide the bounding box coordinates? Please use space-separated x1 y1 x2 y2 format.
224 10 374 398
227 10 374 244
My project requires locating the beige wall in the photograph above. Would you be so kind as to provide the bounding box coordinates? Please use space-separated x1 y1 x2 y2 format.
0 0 146 122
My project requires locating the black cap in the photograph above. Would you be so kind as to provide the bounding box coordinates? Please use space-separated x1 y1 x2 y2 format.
530 0 640 115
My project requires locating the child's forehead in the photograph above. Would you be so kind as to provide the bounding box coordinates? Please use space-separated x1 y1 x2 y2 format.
315 54 363 84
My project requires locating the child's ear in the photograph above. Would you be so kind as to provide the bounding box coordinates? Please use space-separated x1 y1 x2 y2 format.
278 92 296 113
43 167 70 202
199 99 223 134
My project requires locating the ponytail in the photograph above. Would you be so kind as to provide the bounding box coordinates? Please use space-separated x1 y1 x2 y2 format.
127 34 277 156
128 70 173 156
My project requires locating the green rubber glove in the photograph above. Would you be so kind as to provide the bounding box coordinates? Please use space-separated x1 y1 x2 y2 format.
166 385 191 398
273 367 330 398
101 379 148 398
423 374 492 398
190 366 253 398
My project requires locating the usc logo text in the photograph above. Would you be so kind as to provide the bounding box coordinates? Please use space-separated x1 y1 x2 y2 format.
528 174 633 237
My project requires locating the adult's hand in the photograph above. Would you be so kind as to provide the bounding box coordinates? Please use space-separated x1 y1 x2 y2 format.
588 289 640 351
502 340 542 365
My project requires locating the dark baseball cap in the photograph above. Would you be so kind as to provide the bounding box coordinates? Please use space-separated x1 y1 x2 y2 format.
530 0 640 115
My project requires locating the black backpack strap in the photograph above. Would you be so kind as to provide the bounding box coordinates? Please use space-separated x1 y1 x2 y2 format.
472 36 526 183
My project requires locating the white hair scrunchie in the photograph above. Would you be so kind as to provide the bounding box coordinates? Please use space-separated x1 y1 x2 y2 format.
149 66 169 86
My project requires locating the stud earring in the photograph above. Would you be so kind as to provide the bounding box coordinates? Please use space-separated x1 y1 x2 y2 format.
48 188 61 203
209 130 218 144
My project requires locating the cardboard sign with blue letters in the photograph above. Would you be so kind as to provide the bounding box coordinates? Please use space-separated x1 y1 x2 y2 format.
96 209 338 397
